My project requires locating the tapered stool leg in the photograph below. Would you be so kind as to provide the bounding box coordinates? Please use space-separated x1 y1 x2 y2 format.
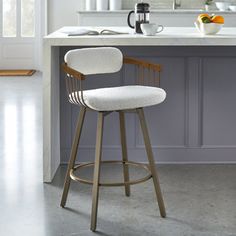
119 111 131 197
91 112 104 232
137 108 166 218
60 107 86 207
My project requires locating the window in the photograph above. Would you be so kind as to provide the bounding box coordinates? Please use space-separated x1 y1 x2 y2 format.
21 0 35 37
3 0 17 37
2 0 35 37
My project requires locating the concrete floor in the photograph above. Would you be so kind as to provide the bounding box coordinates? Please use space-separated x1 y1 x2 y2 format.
0 74 236 236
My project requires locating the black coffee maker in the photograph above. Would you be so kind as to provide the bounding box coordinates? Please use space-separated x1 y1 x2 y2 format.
127 2 150 34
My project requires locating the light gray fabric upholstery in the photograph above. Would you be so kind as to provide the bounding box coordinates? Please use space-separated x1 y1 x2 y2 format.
64 47 123 75
69 85 166 111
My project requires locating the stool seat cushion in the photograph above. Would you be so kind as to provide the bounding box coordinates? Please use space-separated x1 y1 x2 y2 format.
69 85 166 111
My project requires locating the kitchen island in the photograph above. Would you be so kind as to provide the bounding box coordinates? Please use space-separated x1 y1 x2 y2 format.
43 27 236 182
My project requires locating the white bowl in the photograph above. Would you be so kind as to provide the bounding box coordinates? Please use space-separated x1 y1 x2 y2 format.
229 5 236 11
215 2 230 11
195 21 223 35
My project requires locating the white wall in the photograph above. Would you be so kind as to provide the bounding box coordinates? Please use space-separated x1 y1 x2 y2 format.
47 0 236 33
48 0 84 33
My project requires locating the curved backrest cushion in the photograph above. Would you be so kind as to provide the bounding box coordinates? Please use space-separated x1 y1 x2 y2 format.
64 47 123 75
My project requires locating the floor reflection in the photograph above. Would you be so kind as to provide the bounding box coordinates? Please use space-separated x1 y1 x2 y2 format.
0 73 46 235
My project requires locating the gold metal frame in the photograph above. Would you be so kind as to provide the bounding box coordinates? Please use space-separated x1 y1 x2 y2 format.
60 56 166 232
123 57 161 87
70 160 152 186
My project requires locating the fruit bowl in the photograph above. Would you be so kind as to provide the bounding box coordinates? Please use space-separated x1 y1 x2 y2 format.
195 14 224 35
195 21 223 35
229 5 236 11
215 2 230 11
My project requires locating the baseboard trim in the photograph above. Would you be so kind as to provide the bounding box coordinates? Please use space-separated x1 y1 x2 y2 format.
60 161 236 165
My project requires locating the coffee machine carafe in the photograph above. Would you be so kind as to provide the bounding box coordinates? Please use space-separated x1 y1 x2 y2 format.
127 2 150 34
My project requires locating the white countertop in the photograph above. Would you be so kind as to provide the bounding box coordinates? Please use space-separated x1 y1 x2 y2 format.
44 27 236 46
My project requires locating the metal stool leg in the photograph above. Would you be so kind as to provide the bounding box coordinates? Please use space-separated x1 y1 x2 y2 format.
60 107 86 207
91 112 104 232
119 111 131 197
137 108 166 218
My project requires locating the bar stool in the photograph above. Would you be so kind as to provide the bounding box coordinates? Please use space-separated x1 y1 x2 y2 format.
60 47 167 231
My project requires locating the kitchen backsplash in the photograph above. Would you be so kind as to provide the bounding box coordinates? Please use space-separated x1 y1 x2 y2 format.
122 0 236 9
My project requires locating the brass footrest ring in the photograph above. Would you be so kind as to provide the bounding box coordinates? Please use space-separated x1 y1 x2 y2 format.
70 160 152 187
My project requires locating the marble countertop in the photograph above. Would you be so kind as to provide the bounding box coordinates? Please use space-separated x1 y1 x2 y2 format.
44 27 236 46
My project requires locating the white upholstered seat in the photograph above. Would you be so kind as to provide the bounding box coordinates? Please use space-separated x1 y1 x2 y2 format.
69 85 166 111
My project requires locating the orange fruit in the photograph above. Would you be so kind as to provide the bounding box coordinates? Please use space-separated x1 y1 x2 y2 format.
211 15 224 24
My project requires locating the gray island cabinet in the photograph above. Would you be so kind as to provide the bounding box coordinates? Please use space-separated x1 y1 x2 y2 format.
43 27 236 182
